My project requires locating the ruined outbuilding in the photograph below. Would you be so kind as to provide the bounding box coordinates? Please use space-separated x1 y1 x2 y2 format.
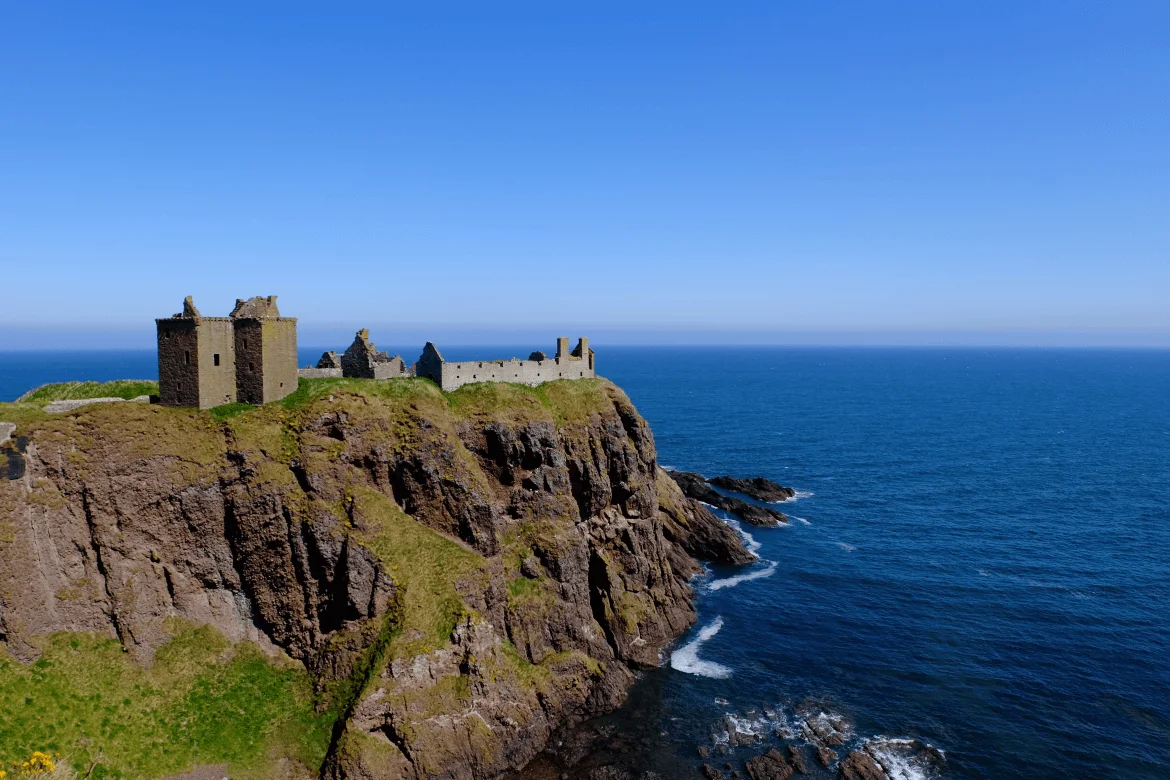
414 337 595 392
156 296 298 408
340 329 408 379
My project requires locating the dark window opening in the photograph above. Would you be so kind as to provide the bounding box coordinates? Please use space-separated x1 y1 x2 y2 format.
184 351 190 365
213 353 220 366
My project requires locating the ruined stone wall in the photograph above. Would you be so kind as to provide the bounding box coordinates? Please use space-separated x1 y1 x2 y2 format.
438 354 593 391
297 367 343 379
372 356 407 379
415 339 595 392
260 319 298 403
157 319 201 407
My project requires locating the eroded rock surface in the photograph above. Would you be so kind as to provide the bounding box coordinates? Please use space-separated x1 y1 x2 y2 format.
0 378 748 780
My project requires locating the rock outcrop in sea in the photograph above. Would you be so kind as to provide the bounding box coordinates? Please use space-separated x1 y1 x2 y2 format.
0 378 749 779
666 471 790 526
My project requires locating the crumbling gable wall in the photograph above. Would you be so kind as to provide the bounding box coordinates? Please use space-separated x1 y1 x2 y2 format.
341 329 407 380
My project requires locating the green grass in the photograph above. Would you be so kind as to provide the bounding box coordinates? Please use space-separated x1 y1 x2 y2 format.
16 381 158 404
346 487 485 659
444 377 614 425
0 622 336 780
207 402 255 421
279 377 441 412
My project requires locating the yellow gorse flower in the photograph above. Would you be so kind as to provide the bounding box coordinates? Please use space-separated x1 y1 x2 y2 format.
12 752 56 777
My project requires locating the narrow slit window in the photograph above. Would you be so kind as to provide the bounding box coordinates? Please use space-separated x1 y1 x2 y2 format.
184 351 190 366
213 354 220 366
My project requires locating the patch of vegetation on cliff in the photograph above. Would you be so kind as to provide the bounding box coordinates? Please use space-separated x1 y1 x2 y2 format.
0 621 335 780
15 381 159 404
445 377 612 426
346 487 485 659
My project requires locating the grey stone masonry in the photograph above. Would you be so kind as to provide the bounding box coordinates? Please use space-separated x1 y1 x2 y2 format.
414 337 595 392
340 329 408 379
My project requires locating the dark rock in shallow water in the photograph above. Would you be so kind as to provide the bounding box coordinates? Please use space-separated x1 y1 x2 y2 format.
697 746 711 758
657 469 756 564
786 746 809 774
700 764 721 779
709 476 796 502
667 471 788 526
837 751 886 780
816 747 837 767
744 748 794 780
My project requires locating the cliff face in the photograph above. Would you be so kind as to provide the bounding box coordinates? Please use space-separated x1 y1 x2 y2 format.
0 378 746 779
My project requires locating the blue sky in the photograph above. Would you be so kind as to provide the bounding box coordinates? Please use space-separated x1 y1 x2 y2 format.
1 1 1167 347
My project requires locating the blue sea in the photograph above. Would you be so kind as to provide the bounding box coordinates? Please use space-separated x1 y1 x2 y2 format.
3 347 1169 779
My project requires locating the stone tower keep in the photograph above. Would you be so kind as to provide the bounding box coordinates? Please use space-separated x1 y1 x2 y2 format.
230 296 298 405
156 296 298 409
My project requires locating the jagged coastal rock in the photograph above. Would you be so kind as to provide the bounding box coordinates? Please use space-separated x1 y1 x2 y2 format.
666 471 789 527
0 378 748 779
707 476 795 503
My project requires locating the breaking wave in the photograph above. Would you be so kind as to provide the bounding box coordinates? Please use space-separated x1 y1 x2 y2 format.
708 561 778 591
671 617 732 679
723 515 762 556
838 542 857 552
863 738 946 780
771 489 814 503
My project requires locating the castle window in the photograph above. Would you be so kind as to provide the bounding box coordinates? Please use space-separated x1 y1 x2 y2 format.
184 351 190 366
213 354 220 366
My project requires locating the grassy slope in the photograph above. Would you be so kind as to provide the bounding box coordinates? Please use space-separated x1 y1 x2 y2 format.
16 381 159 404
0 622 334 780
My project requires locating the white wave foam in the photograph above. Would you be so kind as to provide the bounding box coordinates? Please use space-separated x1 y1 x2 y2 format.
708 561 777 591
671 617 732 679
771 489 814 503
837 542 857 552
723 516 762 556
792 516 812 526
864 738 945 780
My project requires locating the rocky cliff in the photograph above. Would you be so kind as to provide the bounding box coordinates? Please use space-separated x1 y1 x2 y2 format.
0 378 747 779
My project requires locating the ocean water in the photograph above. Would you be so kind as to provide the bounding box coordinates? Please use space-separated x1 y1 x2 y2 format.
3 347 1168 778
598 348 1170 780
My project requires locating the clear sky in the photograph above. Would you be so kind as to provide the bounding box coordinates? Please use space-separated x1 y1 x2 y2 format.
1 1 1167 347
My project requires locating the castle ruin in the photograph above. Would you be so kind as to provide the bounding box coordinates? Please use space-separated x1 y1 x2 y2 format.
299 331 593 392
157 296 595 408
157 296 298 408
